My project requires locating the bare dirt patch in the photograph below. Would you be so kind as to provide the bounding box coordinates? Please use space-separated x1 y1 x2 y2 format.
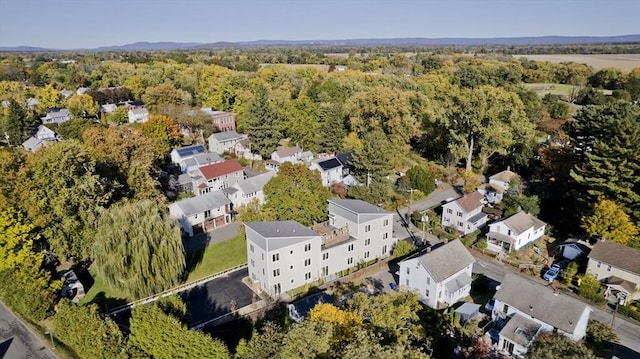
515 54 640 71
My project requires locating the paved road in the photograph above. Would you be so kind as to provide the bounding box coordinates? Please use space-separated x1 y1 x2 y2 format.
0 300 56 359
393 186 459 242
472 253 640 358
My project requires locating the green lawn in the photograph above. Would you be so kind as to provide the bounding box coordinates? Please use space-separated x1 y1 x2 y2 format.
185 233 248 282
80 233 248 307
523 82 613 97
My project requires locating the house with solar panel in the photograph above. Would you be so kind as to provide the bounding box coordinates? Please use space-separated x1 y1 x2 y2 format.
170 144 223 173
398 239 475 309
308 152 353 187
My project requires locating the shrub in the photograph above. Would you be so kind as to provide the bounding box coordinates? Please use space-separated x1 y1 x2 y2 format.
578 273 606 304
392 240 416 258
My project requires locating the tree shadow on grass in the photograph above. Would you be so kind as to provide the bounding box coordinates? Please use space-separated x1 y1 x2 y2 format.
202 314 254 355
92 292 128 314
183 247 205 279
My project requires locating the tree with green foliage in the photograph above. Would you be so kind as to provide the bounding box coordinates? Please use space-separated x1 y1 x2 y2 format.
351 129 393 182
570 102 640 222
263 162 330 226
245 85 281 158
582 199 638 246
284 93 321 153
16 140 119 259
562 261 578 285
589 68 623 90
279 320 333 359
106 106 129 124
0 149 23 208
56 117 100 140
142 81 192 111
406 166 436 195
542 93 570 120
0 208 39 271
347 179 393 206
318 102 347 153
578 273 605 304
36 84 63 113
1 99 36 145
129 302 230 359
526 332 596 359
92 200 186 299
66 94 99 117
53 300 127 359
140 114 183 163
392 240 417 258
586 319 618 352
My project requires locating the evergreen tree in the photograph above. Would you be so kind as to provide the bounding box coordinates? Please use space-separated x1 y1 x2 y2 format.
245 85 281 159
1 99 35 145
318 103 347 153
92 200 186 299
351 129 393 182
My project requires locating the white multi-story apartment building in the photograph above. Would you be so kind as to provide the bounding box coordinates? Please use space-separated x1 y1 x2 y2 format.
245 199 396 298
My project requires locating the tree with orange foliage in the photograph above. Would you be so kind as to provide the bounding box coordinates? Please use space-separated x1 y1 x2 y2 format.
140 114 182 162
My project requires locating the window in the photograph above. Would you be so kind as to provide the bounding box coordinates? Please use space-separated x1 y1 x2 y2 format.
290 250 293 255
291 279 294 284
447 208 453 214
322 252 329 260
250 244 254 252
273 269 280 277
305 272 311 280
427 277 430 285
458 222 464 227
405 279 409 286
322 266 329 276
204 209 211 218
425 289 429 297
304 258 311 267
406 267 410 275
272 253 279 262
274 283 281 295
382 245 387 255
347 257 353 265
383 219 389 226
365 238 370 246
597 261 602 268
607 265 612 272
457 211 463 217
364 251 370 259
262 253 264 260
383 232 388 239
290 265 293 270
348 244 354 252
262 268 265 275
365 224 371 232
251 259 255 267
304 243 311 252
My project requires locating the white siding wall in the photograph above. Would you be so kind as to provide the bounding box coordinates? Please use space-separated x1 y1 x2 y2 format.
399 258 438 307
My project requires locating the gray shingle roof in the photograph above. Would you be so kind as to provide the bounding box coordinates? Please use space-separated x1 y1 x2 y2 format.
329 199 390 215
499 313 542 347
244 220 318 239
490 169 517 183
169 190 230 217
211 130 243 142
495 273 590 334
497 211 546 235
589 240 640 275
414 239 475 282
235 171 275 195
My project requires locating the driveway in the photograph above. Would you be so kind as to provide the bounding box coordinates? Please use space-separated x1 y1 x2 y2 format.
472 252 640 358
183 222 241 253
0 300 56 359
393 186 459 243
179 267 258 328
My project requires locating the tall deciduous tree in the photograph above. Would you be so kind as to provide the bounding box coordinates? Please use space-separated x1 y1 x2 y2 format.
245 85 281 158
263 162 330 226
66 94 99 117
142 82 192 111
351 129 393 182
0 148 23 208
526 333 596 359
581 199 638 245
16 140 118 259
129 302 230 359
92 200 186 299
140 114 183 163
318 102 348 153
284 93 321 153
53 300 127 359
36 84 62 113
0 208 39 271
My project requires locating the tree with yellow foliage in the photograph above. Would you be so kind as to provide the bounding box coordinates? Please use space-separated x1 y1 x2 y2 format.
582 199 638 246
140 114 182 163
309 303 362 344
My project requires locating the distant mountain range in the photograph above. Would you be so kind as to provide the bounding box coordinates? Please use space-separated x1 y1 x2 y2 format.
1 35 639 52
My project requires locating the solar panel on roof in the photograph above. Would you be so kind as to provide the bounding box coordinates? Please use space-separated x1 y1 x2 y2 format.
176 145 206 157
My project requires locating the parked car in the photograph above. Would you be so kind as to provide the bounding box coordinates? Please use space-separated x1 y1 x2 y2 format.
543 264 562 282
556 259 571 270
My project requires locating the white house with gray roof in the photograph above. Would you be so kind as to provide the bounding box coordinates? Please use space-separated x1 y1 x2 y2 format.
22 125 59 152
398 239 475 308
128 108 149 123
208 130 245 154
245 199 396 298
168 190 232 237
491 273 591 357
486 211 546 253
41 108 71 124
227 171 275 208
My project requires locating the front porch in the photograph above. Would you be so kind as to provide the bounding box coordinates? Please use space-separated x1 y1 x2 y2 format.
604 276 638 305
486 232 515 253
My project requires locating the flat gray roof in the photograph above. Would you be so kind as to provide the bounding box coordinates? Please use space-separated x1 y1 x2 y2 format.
499 313 542 347
245 220 319 239
329 199 390 215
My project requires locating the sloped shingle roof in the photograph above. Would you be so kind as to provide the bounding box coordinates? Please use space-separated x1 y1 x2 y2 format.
211 130 243 142
490 169 517 183
589 240 640 275
498 211 546 235
415 239 475 282
236 171 275 194
169 190 230 217
199 159 244 180
456 191 484 213
276 146 302 158
495 273 590 334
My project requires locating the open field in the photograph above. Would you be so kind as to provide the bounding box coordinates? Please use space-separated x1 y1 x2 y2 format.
515 54 640 71
523 82 612 97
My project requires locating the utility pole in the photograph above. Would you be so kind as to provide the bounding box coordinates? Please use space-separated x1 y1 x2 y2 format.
406 188 416 223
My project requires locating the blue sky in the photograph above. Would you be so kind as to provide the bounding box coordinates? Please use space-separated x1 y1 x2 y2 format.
0 0 639 49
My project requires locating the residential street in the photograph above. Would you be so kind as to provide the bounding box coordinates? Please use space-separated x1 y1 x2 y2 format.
0 300 57 359
472 253 640 358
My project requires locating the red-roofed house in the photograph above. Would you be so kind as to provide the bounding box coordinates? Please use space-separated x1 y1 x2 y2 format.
192 158 245 195
441 192 487 235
